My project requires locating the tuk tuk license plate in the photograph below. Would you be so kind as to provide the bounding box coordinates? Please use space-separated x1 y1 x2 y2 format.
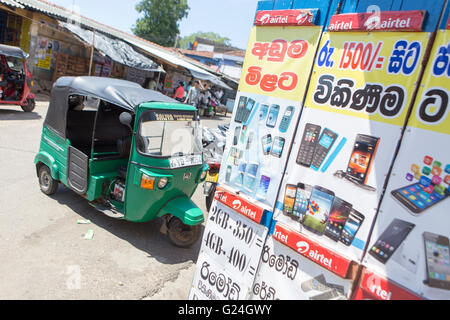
205 172 218 183
169 155 203 169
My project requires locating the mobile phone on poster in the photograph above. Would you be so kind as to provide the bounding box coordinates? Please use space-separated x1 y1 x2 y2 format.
324 197 352 242
346 134 380 185
270 136 285 158
242 98 256 123
240 125 247 144
296 123 322 167
266 104 280 128
339 209 365 246
258 104 269 122
225 166 232 183
279 106 295 133
256 175 271 200
369 218 415 264
311 128 338 171
262 134 272 155
292 183 313 222
302 186 335 235
235 96 247 123
391 181 449 215
233 126 241 146
423 232 450 291
283 184 297 216
246 132 254 150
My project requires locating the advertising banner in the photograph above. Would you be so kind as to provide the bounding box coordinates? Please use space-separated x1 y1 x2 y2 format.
273 30 431 266
361 29 450 300
249 236 352 300
217 25 323 209
189 198 269 300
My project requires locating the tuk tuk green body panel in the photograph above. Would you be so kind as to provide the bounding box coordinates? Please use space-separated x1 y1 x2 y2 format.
34 126 69 185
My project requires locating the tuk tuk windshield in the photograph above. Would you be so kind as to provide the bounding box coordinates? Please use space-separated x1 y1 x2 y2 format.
138 110 203 161
5 56 24 73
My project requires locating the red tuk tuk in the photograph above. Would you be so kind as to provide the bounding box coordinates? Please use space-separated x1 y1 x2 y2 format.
0 44 36 112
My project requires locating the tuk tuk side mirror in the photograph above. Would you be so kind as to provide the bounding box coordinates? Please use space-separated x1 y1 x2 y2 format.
119 112 133 131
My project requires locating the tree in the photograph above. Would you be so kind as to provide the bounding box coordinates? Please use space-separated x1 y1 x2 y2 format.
180 32 232 50
133 0 190 47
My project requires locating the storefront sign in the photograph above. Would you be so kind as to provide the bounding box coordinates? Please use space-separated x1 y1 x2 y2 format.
355 269 423 300
189 200 268 300
329 11 426 32
254 9 317 27
273 223 354 278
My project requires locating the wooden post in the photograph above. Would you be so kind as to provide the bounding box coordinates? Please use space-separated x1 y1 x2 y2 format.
88 31 95 76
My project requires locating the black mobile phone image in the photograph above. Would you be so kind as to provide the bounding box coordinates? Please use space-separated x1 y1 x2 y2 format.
266 104 280 128
242 98 256 123
391 182 449 215
233 126 241 146
324 197 353 242
339 209 365 246
369 219 415 264
293 183 313 222
225 166 232 183
262 134 272 155
346 134 380 185
302 186 335 235
270 137 285 158
310 128 338 171
423 232 450 291
296 123 322 167
235 96 247 123
283 184 297 216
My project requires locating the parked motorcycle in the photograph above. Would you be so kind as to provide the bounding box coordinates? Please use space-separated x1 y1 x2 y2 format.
202 125 228 212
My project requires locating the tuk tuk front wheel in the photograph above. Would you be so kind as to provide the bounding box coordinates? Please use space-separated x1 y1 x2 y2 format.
21 98 36 112
38 165 58 195
167 217 201 248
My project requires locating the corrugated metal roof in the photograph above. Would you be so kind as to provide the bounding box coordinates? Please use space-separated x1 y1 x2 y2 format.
0 0 24 8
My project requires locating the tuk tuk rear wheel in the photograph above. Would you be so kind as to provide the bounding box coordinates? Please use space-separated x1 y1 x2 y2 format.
167 217 201 248
38 165 58 195
21 98 36 112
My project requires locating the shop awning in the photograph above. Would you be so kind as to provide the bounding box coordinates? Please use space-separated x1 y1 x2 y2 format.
59 22 163 73
0 0 24 8
124 37 232 90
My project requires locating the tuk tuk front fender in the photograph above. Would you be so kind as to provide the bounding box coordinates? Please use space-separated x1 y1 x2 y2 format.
157 195 204 226
34 152 59 180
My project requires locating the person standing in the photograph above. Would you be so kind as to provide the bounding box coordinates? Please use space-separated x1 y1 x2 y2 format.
172 81 185 102
184 80 201 106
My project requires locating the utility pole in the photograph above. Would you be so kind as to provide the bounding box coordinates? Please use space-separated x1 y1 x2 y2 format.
174 34 179 49
88 31 95 76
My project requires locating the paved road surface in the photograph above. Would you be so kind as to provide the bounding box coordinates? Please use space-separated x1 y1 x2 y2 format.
0 97 230 300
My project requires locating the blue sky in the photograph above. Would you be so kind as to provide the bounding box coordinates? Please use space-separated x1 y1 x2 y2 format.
49 0 257 49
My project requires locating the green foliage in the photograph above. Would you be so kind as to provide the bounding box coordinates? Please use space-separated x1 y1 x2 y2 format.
133 0 190 47
179 31 232 49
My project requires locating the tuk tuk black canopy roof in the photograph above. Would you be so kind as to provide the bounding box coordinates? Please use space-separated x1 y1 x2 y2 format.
44 76 178 137
0 44 29 59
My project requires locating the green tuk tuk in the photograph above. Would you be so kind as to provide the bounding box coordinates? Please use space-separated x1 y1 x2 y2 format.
34 76 208 247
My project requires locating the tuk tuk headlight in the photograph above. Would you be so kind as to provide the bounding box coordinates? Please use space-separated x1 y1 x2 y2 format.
141 174 155 190
157 177 169 189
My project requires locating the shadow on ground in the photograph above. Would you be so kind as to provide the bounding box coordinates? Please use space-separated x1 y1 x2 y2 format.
0 108 42 121
49 185 204 265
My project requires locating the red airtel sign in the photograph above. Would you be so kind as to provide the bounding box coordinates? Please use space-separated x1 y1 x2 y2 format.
273 223 353 278
255 9 316 26
329 10 426 32
214 187 264 224
355 269 423 300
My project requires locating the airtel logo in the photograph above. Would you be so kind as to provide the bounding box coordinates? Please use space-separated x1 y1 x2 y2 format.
296 241 310 254
232 200 241 210
259 14 271 24
296 12 311 25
